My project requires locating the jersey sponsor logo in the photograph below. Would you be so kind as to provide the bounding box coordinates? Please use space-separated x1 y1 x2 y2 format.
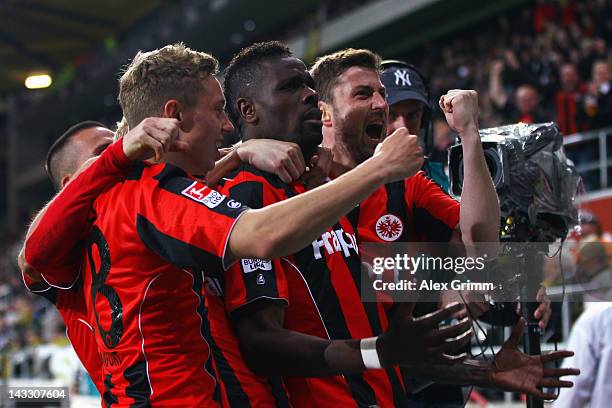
256 273 266 285
375 214 403 241
181 181 224 208
311 228 358 260
226 199 242 209
241 258 273 273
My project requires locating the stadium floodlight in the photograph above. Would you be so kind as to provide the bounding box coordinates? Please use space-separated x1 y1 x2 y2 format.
25 74 52 89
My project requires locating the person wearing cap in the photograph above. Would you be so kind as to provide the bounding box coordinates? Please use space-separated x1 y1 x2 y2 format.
381 61 451 191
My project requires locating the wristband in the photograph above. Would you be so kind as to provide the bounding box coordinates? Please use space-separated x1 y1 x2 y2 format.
360 337 382 369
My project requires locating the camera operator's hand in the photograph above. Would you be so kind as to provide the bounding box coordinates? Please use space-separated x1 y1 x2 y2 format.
516 287 551 330
488 319 579 399
122 117 187 162
374 127 424 182
377 302 473 367
439 90 479 137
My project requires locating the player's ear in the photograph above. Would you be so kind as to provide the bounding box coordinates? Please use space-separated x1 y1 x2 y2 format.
164 99 191 130
60 174 71 189
237 98 258 125
163 99 181 120
319 101 333 127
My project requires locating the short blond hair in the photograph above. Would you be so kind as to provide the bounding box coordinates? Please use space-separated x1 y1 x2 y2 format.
118 43 219 128
310 48 381 102
114 117 129 140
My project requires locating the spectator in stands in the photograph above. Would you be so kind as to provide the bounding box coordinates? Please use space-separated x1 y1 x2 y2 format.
533 0 557 34
585 60 612 129
577 38 607 80
515 85 552 123
555 63 588 135
490 57 552 124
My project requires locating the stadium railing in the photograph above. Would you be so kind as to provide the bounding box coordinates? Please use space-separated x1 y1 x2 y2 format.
564 125 612 191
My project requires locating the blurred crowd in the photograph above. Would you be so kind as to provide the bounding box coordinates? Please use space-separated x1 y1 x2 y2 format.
0 233 89 392
409 0 611 135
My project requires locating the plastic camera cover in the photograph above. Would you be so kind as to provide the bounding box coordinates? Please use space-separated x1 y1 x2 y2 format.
478 122 580 231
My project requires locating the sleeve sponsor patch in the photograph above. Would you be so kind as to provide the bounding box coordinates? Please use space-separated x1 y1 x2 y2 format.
181 181 224 208
241 258 273 273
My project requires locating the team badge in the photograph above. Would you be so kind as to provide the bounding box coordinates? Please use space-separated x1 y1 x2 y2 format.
375 214 403 241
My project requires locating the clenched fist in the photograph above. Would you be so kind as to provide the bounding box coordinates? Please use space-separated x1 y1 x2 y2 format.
439 90 479 137
122 117 188 162
373 127 424 183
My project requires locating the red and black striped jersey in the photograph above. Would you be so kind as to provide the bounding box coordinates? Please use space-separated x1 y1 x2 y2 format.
214 165 405 408
356 171 460 244
21 139 134 397
205 281 292 408
22 274 104 394
355 171 460 313
82 162 247 407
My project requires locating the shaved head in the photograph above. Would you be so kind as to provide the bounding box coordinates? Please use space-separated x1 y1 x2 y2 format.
46 121 114 190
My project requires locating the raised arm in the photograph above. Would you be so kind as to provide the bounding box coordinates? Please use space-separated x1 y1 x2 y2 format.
440 90 500 251
19 118 184 287
206 139 306 186
227 129 423 262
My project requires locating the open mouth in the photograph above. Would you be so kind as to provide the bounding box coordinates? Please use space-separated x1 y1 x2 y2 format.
365 123 385 142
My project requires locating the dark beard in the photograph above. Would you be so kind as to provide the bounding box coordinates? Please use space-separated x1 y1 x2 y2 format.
338 125 373 165
298 124 323 161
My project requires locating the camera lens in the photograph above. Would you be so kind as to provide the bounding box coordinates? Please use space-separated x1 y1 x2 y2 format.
456 146 503 192
484 147 504 188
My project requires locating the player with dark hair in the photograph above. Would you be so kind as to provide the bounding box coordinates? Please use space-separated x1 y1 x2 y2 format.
212 41 573 407
216 40 463 407
20 43 430 407
311 48 572 401
223 41 322 175
20 115 333 405
20 118 191 395
45 121 113 190
23 121 113 394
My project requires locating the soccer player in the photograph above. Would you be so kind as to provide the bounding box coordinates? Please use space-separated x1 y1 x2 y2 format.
310 48 571 399
380 59 553 406
310 49 499 250
22 43 471 408
217 41 440 407
21 43 430 407
18 118 314 397
215 41 573 407
19 121 114 394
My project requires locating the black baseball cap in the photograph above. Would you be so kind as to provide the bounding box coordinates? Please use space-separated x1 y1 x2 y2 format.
380 60 429 107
